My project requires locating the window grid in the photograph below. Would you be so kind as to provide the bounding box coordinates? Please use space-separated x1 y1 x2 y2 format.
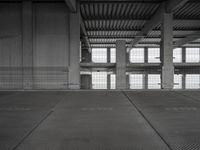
87 47 200 90
148 48 160 63
173 48 182 63
110 74 116 89
186 48 200 63
129 48 144 63
148 74 161 89
110 48 116 63
92 48 107 63
129 74 144 89
92 72 107 89
186 74 200 89
174 74 182 89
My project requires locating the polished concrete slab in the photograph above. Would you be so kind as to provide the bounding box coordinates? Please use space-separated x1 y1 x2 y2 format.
0 91 200 150
0 91 169 150
0 92 65 150
125 91 200 150
177 91 200 103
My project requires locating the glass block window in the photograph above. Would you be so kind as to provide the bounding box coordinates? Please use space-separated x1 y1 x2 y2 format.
129 74 143 89
110 74 116 89
92 72 107 89
148 48 160 63
186 48 200 63
92 48 107 63
110 48 116 63
186 74 200 89
148 74 161 89
174 74 182 89
173 48 182 63
129 48 144 63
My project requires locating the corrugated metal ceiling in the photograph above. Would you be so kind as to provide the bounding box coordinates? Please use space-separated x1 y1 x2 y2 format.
80 0 200 47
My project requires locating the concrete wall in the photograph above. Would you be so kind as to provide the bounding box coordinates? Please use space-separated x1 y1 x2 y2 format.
0 2 73 90
0 3 23 89
33 3 70 89
34 3 69 67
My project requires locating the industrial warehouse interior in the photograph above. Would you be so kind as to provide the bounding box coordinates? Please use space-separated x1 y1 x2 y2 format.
0 0 200 149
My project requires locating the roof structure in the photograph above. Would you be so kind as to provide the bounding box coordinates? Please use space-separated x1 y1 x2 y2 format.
80 0 200 48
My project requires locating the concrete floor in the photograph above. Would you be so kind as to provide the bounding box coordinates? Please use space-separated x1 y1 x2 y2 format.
0 91 200 150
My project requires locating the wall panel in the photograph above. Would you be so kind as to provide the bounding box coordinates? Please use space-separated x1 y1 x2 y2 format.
33 3 69 89
0 3 22 89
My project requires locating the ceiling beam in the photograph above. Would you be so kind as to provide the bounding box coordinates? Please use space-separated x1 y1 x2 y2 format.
129 0 189 47
80 17 91 51
84 18 200 21
88 36 184 39
129 3 164 47
166 0 189 12
65 0 76 12
81 0 162 3
174 31 200 47
89 42 161 45
87 29 200 32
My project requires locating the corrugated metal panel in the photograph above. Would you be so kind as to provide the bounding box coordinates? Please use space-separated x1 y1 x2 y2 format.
148 30 160 36
148 30 197 36
84 20 146 30
81 0 200 47
135 44 160 47
173 30 198 36
140 38 181 43
91 44 116 48
89 38 183 44
89 38 133 43
81 2 160 20
90 43 160 48
174 20 200 30
87 30 139 37
88 30 197 38
174 2 200 19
